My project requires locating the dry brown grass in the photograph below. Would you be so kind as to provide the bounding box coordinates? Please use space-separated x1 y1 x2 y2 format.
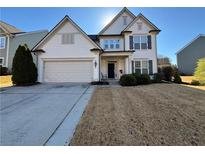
0 75 13 88
71 84 205 146
181 76 205 91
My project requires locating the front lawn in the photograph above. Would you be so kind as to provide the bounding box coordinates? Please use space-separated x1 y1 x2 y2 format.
181 76 205 91
70 84 205 145
0 75 13 88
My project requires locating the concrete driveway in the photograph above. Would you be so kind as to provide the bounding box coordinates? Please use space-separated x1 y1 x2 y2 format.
0 83 94 146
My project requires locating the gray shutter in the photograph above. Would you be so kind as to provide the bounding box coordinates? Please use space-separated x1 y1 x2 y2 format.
132 61 134 73
149 60 153 75
129 36 133 49
147 35 152 49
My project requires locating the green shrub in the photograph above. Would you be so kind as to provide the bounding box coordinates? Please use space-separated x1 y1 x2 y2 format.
173 72 182 84
119 74 136 86
0 66 8 76
152 73 163 83
133 73 151 85
162 66 173 81
191 80 200 86
12 44 37 85
194 58 205 85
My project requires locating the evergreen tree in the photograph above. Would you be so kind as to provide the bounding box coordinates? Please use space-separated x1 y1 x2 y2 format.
12 44 37 85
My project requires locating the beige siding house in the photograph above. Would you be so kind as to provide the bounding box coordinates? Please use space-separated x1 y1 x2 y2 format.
33 7 160 83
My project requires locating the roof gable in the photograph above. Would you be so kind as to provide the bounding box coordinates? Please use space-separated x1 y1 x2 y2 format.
123 13 160 32
176 34 205 55
0 20 22 34
98 7 135 35
32 16 101 51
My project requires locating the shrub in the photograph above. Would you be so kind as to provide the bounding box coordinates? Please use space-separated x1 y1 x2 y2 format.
0 66 8 76
173 72 182 84
152 73 163 83
132 73 151 85
194 58 205 85
162 66 173 81
119 74 136 86
191 80 200 86
12 44 37 85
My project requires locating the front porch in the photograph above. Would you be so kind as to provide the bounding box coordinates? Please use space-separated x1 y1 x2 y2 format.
100 54 130 80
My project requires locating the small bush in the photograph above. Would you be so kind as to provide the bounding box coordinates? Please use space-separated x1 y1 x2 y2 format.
191 80 200 86
173 72 182 84
162 66 173 81
137 74 151 85
0 66 8 76
119 74 136 86
152 73 163 83
194 58 205 85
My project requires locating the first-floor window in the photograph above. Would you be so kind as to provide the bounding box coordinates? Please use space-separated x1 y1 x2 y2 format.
0 57 4 66
0 37 6 49
134 60 149 74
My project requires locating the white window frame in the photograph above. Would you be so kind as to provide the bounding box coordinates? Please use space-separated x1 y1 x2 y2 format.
134 59 149 74
133 35 148 50
0 57 4 66
103 39 120 50
0 37 6 49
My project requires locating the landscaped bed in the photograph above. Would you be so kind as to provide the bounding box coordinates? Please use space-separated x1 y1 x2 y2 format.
70 83 205 145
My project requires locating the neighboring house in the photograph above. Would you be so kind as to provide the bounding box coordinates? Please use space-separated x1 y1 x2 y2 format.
0 21 48 72
157 57 171 68
32 7 160 83
176 34 205 75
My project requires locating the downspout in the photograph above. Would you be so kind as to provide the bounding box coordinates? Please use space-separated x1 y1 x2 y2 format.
99 51 102 82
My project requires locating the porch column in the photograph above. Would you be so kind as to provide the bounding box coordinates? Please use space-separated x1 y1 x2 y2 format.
125 57 129 74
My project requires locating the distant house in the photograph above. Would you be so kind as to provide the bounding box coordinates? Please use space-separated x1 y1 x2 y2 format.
157 57 171 68
0 21 48 73
176 34 205 75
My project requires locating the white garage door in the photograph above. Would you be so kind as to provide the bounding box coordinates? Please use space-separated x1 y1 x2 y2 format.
44 60 93 82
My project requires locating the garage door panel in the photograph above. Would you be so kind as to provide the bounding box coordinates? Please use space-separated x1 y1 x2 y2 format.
44 61 93 82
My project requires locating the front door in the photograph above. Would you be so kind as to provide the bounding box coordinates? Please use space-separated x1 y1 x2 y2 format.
108 63 115 78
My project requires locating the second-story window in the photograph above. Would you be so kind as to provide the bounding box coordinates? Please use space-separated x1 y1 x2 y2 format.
0 37 6 49
133 35 148 50
104 39 120 50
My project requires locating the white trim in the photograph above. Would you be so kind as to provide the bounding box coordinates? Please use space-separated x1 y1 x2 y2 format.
123 13 160 32
6 35 9 67
0 57 4 66
133 35 148 50
32 16 100 51
14 30 48 36
176 34 205 55
133 59 149 74
0 36 6 49
98 7 135 35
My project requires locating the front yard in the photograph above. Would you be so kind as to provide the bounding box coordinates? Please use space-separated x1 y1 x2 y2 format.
71 83 205 145
0 75 13 88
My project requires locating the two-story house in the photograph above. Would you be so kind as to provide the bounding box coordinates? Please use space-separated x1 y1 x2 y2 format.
32 7 160 82
0 21 48 73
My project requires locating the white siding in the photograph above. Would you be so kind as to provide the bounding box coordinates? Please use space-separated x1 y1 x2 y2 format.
102 12 134 35
99 36 124 51
37 19 99 82
125 18 158 73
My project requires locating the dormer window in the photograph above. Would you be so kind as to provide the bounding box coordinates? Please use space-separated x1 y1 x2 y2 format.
123 16 127 25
